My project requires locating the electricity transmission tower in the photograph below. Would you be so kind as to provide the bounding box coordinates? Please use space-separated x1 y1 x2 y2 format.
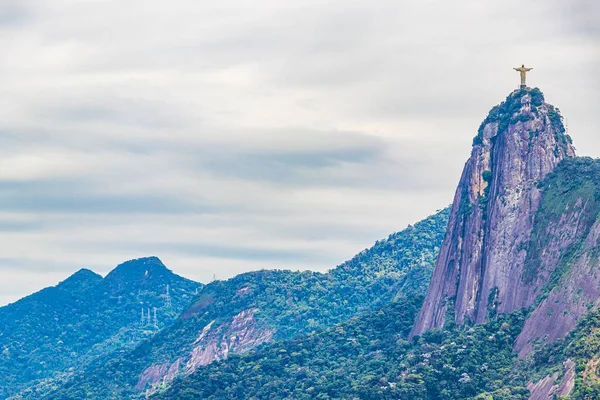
164 284 172 308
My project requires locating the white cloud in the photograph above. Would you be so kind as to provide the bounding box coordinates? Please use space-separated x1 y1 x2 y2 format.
0 0 598 305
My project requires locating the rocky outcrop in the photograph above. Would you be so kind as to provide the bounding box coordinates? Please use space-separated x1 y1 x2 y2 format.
527 359 575 400
136 308 273 395
412 88 575 336
516 220 600 354
514 159 600 354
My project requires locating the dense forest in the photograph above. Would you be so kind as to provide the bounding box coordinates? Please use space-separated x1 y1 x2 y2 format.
153 295 530 400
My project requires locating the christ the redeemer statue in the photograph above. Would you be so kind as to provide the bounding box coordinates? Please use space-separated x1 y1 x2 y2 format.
514 64 533 88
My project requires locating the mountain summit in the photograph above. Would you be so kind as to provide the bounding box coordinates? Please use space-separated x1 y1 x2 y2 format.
412 88 575 337
103 256 180 291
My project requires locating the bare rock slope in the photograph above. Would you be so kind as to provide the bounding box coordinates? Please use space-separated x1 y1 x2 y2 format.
412 87 577 339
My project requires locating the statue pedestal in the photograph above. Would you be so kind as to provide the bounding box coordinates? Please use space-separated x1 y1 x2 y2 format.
520 85 527 89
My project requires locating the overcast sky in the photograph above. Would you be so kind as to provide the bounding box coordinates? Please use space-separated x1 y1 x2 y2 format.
0 0 598 305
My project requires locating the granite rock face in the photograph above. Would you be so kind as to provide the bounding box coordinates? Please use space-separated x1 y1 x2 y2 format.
514 159 600 356
412 88 575 337
527 359 575 400
135 308 273 396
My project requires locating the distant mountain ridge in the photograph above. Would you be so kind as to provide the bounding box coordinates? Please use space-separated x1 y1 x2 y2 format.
0 257 200 400
41 208 450 399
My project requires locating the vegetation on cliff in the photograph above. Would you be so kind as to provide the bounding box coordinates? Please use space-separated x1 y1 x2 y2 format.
524 157 600 289
472 87 572 148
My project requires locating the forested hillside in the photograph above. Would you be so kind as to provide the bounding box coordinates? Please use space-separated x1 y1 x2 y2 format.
0 257 200 399
153 296 529 400
42 208 450 399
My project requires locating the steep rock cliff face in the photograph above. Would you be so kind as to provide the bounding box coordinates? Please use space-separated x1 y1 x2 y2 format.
136 308 273 395
412 88 575 336
527 360 575 400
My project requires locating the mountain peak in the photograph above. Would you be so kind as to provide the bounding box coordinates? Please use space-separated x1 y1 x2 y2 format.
107 256 167 275
103 256 176 292
58 268 103 291
473 87 573 152
412 88 575 337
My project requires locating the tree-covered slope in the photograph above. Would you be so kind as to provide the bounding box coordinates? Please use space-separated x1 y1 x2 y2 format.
43 208 450 399
153 296 529 400
0 257 200 399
